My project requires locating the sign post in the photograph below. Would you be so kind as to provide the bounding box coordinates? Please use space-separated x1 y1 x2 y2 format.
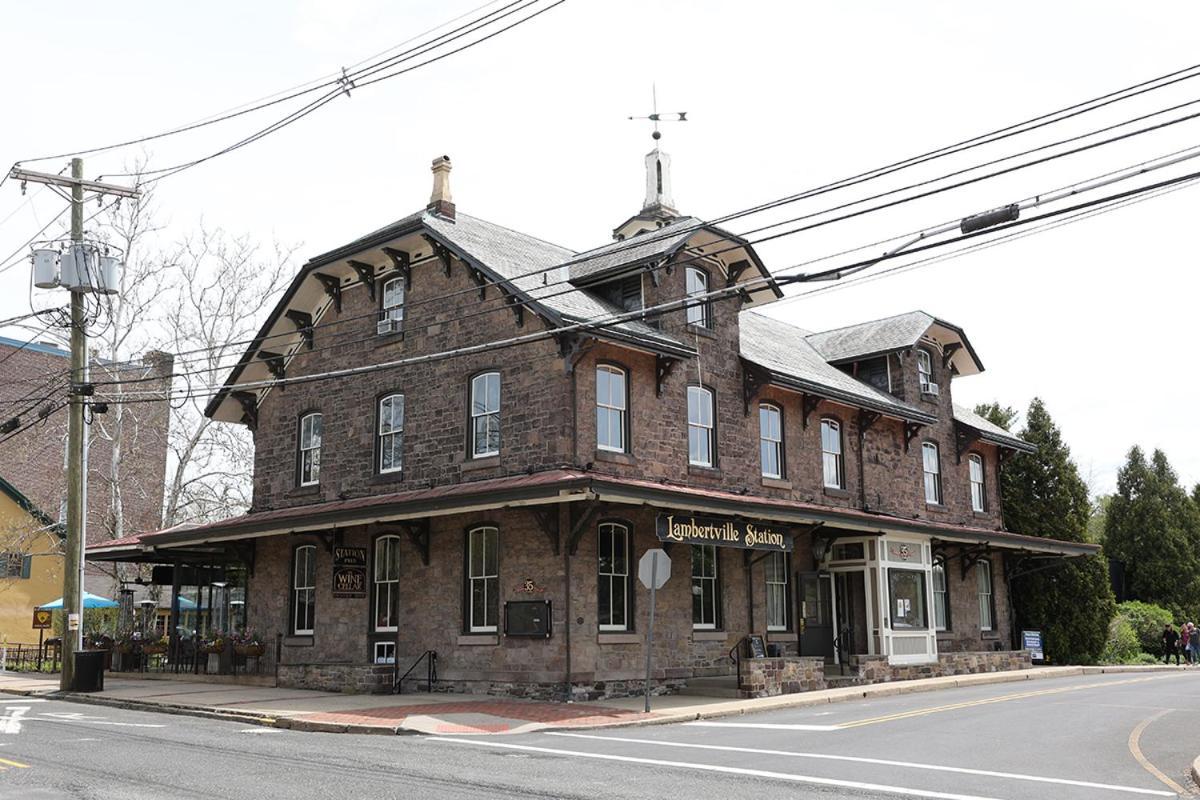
638 549 671 713
32 609 50 671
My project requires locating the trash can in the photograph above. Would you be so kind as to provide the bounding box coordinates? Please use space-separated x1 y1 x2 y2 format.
72 650 105 692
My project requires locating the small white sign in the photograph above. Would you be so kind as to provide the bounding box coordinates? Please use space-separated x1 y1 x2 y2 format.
638 549 671 590
67 613 80 631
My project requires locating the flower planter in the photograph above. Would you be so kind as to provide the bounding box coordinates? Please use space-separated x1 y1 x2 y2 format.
141 644 167 655
234 644 264 658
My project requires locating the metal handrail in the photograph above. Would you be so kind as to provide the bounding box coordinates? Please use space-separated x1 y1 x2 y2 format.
728 636 749 687
395 649 437 694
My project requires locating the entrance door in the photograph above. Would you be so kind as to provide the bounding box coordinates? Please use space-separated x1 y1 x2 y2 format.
797 572 834 659
833 571 869 662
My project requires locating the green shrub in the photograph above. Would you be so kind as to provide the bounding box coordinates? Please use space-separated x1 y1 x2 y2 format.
1116 600 1175 654
1101 616 1140 663
1128 651 1161 665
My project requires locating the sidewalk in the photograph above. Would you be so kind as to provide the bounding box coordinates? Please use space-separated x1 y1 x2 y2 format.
0 664 1191 736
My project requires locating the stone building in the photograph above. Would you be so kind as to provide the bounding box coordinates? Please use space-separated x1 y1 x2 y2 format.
89 148 1097 697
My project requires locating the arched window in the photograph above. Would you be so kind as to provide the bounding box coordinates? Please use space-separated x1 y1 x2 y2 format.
685 267 710 328
378 394 405 474
379 277 405 334
917 348 935 394
968 454 986 512
373 535 401 632
598 522 630 631
759 403 783 479
596 365 627 453
977 559 994 631
922 442 942 504
470 372 501 458
466 526 499 632
298 412 322 487
821 418 843 489
687 385 715 467
292 545 316 635
932 556 949 631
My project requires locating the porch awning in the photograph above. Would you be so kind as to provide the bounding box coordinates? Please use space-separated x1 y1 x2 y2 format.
88 468 1100 562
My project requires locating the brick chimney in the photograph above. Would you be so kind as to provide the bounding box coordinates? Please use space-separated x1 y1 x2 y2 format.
428 155 455 220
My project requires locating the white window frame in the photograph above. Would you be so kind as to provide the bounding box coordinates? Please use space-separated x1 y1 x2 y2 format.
373 535 401 633
759 403 783 479
292 545 316 636
821 418 843 489
977 559 994 631
374 641 396 665
687 385 715 467
765 551 788 632
969 454 986 512
917 348 934 393
596 365 627 453
381 277 405 330
598 522 630 632
932 557 948 631
923 442 942 505
685 267 710 328
378 393 405 474
692 544 719 630
298 412 322 487
470 372 501 458
467 526 499 633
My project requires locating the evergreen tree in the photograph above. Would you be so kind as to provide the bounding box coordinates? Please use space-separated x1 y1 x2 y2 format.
974 402 1019 432
990 398 1115 663
1105 447 1200 621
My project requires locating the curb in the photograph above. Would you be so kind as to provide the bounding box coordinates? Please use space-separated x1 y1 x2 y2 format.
0 663 1190 737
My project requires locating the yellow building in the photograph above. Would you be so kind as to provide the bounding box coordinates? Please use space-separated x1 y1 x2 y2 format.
0 475 64 644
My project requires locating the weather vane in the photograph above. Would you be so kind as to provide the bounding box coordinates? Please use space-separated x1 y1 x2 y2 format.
629 85 686 142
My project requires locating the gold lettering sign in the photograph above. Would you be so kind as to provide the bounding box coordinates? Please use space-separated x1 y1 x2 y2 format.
655 513 792 552
332 546 368 598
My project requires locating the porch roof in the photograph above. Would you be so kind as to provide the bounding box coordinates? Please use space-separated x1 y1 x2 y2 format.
87 469 1099 562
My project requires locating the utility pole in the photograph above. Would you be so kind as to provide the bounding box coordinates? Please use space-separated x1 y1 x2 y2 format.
9 161 139 691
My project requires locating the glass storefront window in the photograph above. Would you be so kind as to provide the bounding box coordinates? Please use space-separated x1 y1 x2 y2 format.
888 568 928 630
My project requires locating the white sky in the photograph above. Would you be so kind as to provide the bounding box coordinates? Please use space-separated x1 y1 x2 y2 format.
1 1 1197 495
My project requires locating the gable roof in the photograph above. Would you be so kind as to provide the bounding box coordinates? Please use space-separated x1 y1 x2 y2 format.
952 403 1036 453
739 312 936 424
805 310 984 376
0 474 61 533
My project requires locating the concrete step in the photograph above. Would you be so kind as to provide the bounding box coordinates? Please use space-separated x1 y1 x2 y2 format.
677 676 741 698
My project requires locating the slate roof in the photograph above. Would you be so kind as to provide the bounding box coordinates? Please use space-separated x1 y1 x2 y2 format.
805 311 939 363
952 403 1036 452
739 312 936 423
566 216 705 282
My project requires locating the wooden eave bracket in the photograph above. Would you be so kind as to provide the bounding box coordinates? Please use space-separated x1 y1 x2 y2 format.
555 332 592 374
958 543 991 580
314 273 342 313
402 520 430 566
656 355 678 397
528 508 560 556
231 391 258 431
284 310 314 350
567 499 601 556
422 235 453 277
742 361 768 416
904 421 925 453
466 265 488 300
257 351 286 382
382 248 411 290
645 260 663 288
801 393 821 429
348 260 376 301
501 289 525 328
857 409 882 434
726 259 750 287
955 422 981 464
942 342 962 369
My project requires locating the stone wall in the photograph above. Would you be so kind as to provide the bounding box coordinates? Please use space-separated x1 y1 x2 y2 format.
936 549 1013 652
851 649 1032 683
277 663 394 694
738 656 825 698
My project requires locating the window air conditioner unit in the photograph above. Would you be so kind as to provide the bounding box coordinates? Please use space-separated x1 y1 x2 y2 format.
923 382 940 397
377 318 397 335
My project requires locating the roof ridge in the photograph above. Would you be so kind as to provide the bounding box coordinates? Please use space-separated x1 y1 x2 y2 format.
805 309 930 340
449 211 577 256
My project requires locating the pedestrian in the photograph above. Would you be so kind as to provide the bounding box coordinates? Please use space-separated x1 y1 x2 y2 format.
1189 623 1200 666
1181 623 1193 665
1162 624 1180 665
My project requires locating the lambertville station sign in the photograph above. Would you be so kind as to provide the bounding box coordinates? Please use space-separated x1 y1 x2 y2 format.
656 513 793 552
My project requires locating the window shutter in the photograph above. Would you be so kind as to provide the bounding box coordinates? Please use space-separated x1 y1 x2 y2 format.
20 555 31 579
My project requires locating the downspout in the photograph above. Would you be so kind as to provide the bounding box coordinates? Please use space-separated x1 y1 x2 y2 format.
857 423 868 510
561 502 572 702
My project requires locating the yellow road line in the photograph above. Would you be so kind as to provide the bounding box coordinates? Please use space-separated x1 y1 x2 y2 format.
0 757 30 769
837 676 1166 729
1127 709 1191 796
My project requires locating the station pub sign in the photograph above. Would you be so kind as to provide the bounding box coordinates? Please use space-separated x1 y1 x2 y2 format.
655 513 793 552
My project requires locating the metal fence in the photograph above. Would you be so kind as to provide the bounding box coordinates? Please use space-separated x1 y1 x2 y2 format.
0 642 60 673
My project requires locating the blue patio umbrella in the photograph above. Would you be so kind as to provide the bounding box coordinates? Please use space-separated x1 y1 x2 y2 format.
39 592 120 610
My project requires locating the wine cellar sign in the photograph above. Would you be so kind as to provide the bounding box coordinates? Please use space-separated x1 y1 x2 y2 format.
332 546 367 598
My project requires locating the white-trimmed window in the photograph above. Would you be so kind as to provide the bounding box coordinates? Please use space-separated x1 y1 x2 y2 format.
373 535 401 632
598 522 630 631
923 442 942 504
917 348 934 393
596 365 627 453
977 559 994 631
379 277 405 334
470 372 501 458
292 545 316 635
467 526 499 633
687 386 715 467
685 267 710 328
969 454 986 512
821 418 843 489
692 544 719 629
374 641 396 665
759 403 783 479
298 412 322 487
378 394 405 474
766 551 788 632
932 557 949 631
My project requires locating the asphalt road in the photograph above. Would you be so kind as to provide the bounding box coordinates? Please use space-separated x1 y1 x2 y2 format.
0 671 1195 799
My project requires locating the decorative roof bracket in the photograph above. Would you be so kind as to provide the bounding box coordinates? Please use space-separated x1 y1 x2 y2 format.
382 247 411 290
257 351 286 382
314 273 342 313
347 260 376 301
423 235 453 277
284 310 314 350
904 421 924 453
231 390 258 430
656 355 678 397
801 393 821 429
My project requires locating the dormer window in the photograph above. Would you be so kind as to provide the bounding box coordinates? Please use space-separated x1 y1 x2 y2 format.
917 348 938 396
685 267 711 328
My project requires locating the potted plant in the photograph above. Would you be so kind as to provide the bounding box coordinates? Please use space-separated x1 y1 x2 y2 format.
231 629 264 658
141 630 167 655
200 632 227 655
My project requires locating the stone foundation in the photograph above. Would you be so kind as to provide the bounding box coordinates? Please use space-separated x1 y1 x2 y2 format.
738 656 826 698
851 650 1032 683
277 663 394 694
